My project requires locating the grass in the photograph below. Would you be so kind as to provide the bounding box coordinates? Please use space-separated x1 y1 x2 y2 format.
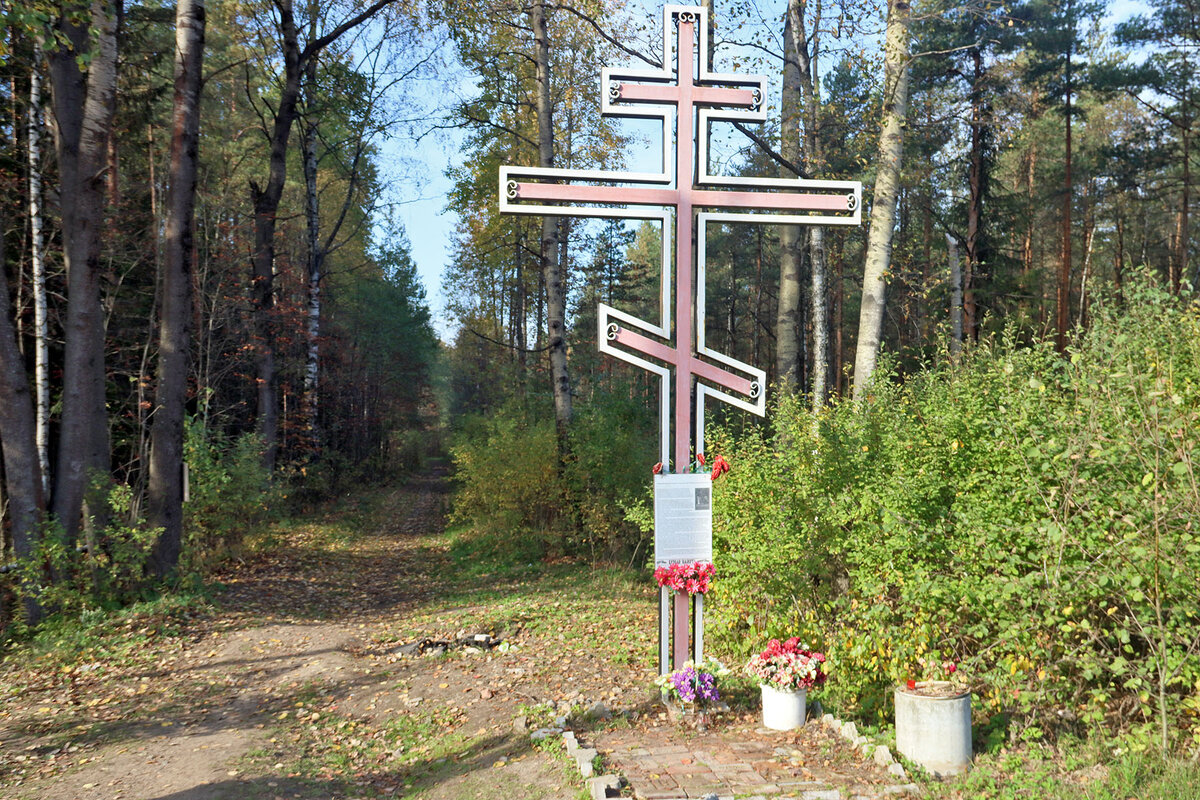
921 744 1200 799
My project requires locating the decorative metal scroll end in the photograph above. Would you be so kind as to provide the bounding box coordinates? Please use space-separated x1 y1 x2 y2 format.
845 192 858 211
606 323 620 340
751 88 763 111
675 10 697 25
506 180 519 199
609 82 621 102
749 380 762 399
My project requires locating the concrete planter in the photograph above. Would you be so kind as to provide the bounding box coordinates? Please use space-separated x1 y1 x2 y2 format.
894 681 972 776
760 684 806 730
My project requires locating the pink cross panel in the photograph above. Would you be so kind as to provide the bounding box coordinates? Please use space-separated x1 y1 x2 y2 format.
499 4 863 473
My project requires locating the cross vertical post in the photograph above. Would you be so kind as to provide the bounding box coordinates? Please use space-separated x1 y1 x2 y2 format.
499 4 862 676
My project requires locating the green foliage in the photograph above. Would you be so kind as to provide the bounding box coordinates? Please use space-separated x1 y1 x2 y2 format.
21 485 160 618
181 420 277 573
448 390 656 560
449 403 563 552
707 278 1200 748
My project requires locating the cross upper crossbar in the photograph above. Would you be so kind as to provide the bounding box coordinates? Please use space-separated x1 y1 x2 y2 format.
499 4 863 472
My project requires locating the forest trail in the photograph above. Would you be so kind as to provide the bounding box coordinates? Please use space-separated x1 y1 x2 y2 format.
0 468 901 800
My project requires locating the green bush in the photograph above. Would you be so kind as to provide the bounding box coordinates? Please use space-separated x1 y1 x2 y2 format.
707 277 1200 751
448 390 657 559
181 420 277 572
449 403 564 549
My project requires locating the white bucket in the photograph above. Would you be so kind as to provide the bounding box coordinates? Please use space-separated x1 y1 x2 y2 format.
760 684 807 730
894 682 973 776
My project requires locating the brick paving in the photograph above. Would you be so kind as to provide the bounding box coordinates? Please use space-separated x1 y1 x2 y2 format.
591 711 914 800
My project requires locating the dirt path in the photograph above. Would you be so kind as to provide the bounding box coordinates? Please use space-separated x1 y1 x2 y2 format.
0 468 906 800
0 471 599 800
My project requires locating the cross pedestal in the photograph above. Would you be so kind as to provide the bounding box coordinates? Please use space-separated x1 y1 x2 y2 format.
500 4 862 676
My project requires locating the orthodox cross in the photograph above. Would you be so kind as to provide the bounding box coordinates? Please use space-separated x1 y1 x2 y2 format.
500 3 862 671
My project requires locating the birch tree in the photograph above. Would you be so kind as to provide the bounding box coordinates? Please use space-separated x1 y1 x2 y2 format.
530 0 573 456
27 43 50 494
852 0 911 399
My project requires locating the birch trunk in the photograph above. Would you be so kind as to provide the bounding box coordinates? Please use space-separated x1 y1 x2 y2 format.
852 0 911 399
27 43 50 495
531 0 572 451
148 0 205 578
48 0 121 544
776 1 804 392
788 0 829 407
1173 124 1189 294
947 233 963 358
301 55 321 449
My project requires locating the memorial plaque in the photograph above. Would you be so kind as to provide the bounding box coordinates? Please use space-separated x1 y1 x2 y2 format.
654 474 712 565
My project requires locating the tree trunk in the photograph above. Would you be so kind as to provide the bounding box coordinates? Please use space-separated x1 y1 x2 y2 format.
248 3 301 473
148 0 205 579
964 47 985 342
246 0 392 471
787 0 830 407
0 212 46 622
1078 183 1095 329
1055 12 1073 354
776 0 804 392
28 43 50 496
947 233 963 358
1114 210 1126 303
530 0 572 453
1173 123 1189 295
48 0 121 546
301 55 321 451
852 0 911 399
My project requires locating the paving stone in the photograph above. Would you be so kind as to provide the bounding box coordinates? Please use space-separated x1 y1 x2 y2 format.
531 727 562 742
873 744 894 766
799 790 842 800
587 774 621 800
882 783 922 795
647 745 691 755
636 791 685 800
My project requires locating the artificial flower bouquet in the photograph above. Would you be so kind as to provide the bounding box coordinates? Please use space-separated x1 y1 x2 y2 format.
656 657 731 706
654 561 715 595
652 452 730 479
746 637 828 692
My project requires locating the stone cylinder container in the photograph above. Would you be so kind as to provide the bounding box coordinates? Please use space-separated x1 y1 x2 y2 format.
894 681 972 776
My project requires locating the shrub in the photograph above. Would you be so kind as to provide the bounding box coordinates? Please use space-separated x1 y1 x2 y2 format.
448 390 657 560
181 420 277 572
707 278 1200 750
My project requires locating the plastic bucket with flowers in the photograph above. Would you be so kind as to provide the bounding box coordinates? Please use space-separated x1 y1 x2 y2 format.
745 638 827 731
